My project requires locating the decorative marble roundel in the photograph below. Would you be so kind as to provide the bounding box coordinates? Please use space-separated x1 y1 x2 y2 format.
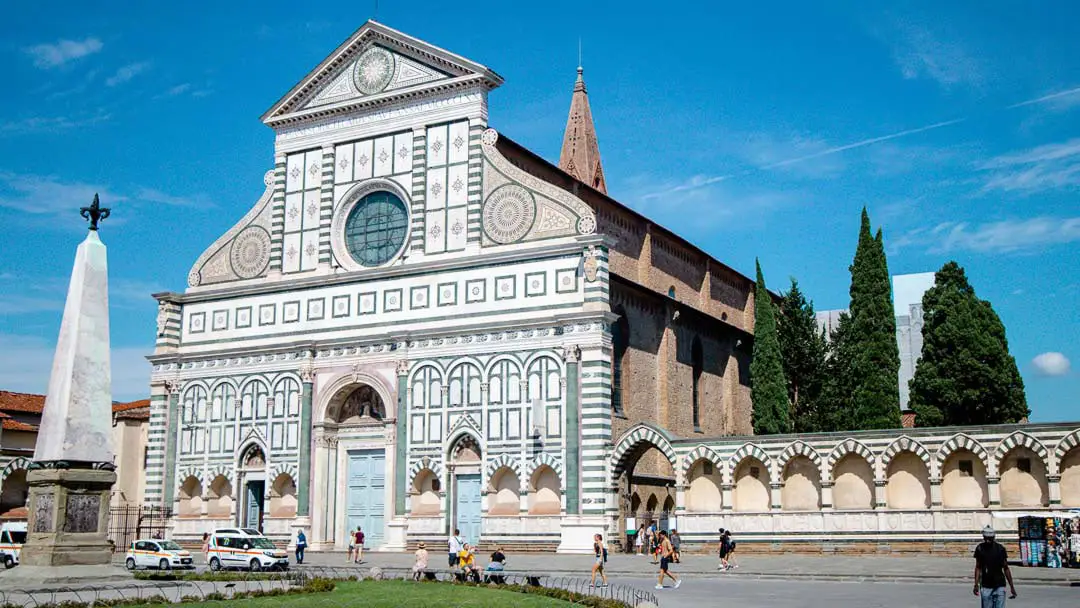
483 184 536 244
481 128 499 147
577 214 597 235
353 47 395 95
229 226 271 279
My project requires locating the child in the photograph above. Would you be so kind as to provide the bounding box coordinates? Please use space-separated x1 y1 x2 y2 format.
412 542 429 581
591 534 609 588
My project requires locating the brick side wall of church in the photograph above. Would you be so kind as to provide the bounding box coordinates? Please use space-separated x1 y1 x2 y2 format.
610 283 753 482
594 203 756 333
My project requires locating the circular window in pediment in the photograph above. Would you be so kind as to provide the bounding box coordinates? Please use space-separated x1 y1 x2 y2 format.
344 191 409 267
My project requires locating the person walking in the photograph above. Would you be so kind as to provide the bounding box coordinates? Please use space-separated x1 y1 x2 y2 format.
353 526 366 564
635 525 645 555
654 530 681 590
717 528 731 570
591 533 609 588
974 526 1017 607
448 528 464 567
295 529 307 564
412 542 429 581
201 532 210 564
670 529 682 563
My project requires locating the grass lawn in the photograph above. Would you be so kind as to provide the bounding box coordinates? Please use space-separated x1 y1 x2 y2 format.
162 580 582 607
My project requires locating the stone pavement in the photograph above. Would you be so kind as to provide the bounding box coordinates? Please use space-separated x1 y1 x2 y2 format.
286 551 1080 586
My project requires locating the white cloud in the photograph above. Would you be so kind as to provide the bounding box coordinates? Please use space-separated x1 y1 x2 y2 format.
0 172 211 221
1032 352 1071 376
24 37 103 69
134 187 211 208
0 334 151 401
0 112 111 135
884 21 983 88
641 118 964 200
1009 85 1080 111
105 61 151 86
0 172 120 216
898 216 1080 254
978 138 1080 194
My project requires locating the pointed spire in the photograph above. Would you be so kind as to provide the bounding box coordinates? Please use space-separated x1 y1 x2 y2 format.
559 65 606 194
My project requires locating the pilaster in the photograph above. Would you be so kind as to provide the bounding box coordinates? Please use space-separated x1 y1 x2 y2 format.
318 144 335 268
163 380 181 508
770 482 782 511
1048 475 1061 507
563 345 581 515
987 476 1001 507
721 483 734 512
395 359 409 516
874 479 887 509
268 153 287 273
929 477 943 509
821 481 834 511
297 358 314 517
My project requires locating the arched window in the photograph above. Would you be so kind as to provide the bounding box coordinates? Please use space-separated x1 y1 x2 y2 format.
611 310 629 414
448 363 482 407
691 337 703 430
667 286 676 298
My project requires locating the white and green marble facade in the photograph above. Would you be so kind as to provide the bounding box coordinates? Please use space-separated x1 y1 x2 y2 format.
147 22 611 551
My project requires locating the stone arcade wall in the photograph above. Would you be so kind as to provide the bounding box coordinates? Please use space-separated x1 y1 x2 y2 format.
610 421 1080 555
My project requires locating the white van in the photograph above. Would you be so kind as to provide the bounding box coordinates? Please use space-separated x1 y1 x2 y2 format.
0 522 27 568
206 528 288 571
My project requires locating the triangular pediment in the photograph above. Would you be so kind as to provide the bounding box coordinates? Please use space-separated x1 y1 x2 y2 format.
262 20 503 127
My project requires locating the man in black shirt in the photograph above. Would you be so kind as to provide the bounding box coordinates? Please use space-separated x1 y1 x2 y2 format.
973 526 1017 607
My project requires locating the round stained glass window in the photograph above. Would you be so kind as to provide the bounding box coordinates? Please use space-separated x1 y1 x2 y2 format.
344 191 409 266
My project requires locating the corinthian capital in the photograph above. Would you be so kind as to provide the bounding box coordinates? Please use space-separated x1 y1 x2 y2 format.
561 344 581 363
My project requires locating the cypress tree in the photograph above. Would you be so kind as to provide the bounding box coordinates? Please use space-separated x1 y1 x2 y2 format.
845 209 901 429
910 261 1029 426
819 312 854 432
778 278 828 433
750 259 790 435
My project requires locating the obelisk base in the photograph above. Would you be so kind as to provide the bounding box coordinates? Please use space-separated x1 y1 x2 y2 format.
19 468 118 567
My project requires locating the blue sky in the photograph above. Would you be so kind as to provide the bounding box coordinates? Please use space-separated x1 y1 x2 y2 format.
0 1 1076 421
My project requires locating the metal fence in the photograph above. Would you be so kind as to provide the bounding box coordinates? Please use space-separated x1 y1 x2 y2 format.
107 504 173 552
0 565 659 607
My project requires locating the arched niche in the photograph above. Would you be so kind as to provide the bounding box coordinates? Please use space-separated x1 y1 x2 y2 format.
733 457 770 512
782 455 821 511
832 453 874 510
488 467 521 516
686 459 722 512
886 451 930 509
999 446 1049 507
528 465 561 515
941 449 989 508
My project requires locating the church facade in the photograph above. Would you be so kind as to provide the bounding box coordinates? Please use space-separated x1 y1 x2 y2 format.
145 22 1080 555
146 21 756 552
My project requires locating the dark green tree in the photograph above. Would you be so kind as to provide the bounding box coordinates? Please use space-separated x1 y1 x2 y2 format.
909 261 1029 426
750 259 790 435
778 278 828 432
819 312 853 432
844 209 902 429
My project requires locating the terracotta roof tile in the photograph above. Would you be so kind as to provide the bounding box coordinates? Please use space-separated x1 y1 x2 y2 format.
0 391 45 413
1 419 37 432
0 391 151 417
112 399 150 412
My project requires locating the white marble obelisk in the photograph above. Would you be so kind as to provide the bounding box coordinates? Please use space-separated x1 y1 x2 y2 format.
3 197 127 583
33 229 114 465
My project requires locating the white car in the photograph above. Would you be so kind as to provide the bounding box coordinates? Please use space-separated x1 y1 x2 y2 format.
0 522 26 568
207 530 288 571
125 539 195 570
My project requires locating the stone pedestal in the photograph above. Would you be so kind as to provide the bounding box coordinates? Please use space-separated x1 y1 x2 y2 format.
384 518 408 551
21 468 116 567
557 515 606 554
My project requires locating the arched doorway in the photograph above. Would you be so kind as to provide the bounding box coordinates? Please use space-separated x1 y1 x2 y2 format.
611 427 678 552
325 383 390 549
238 444 266 531
448 434 482 545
